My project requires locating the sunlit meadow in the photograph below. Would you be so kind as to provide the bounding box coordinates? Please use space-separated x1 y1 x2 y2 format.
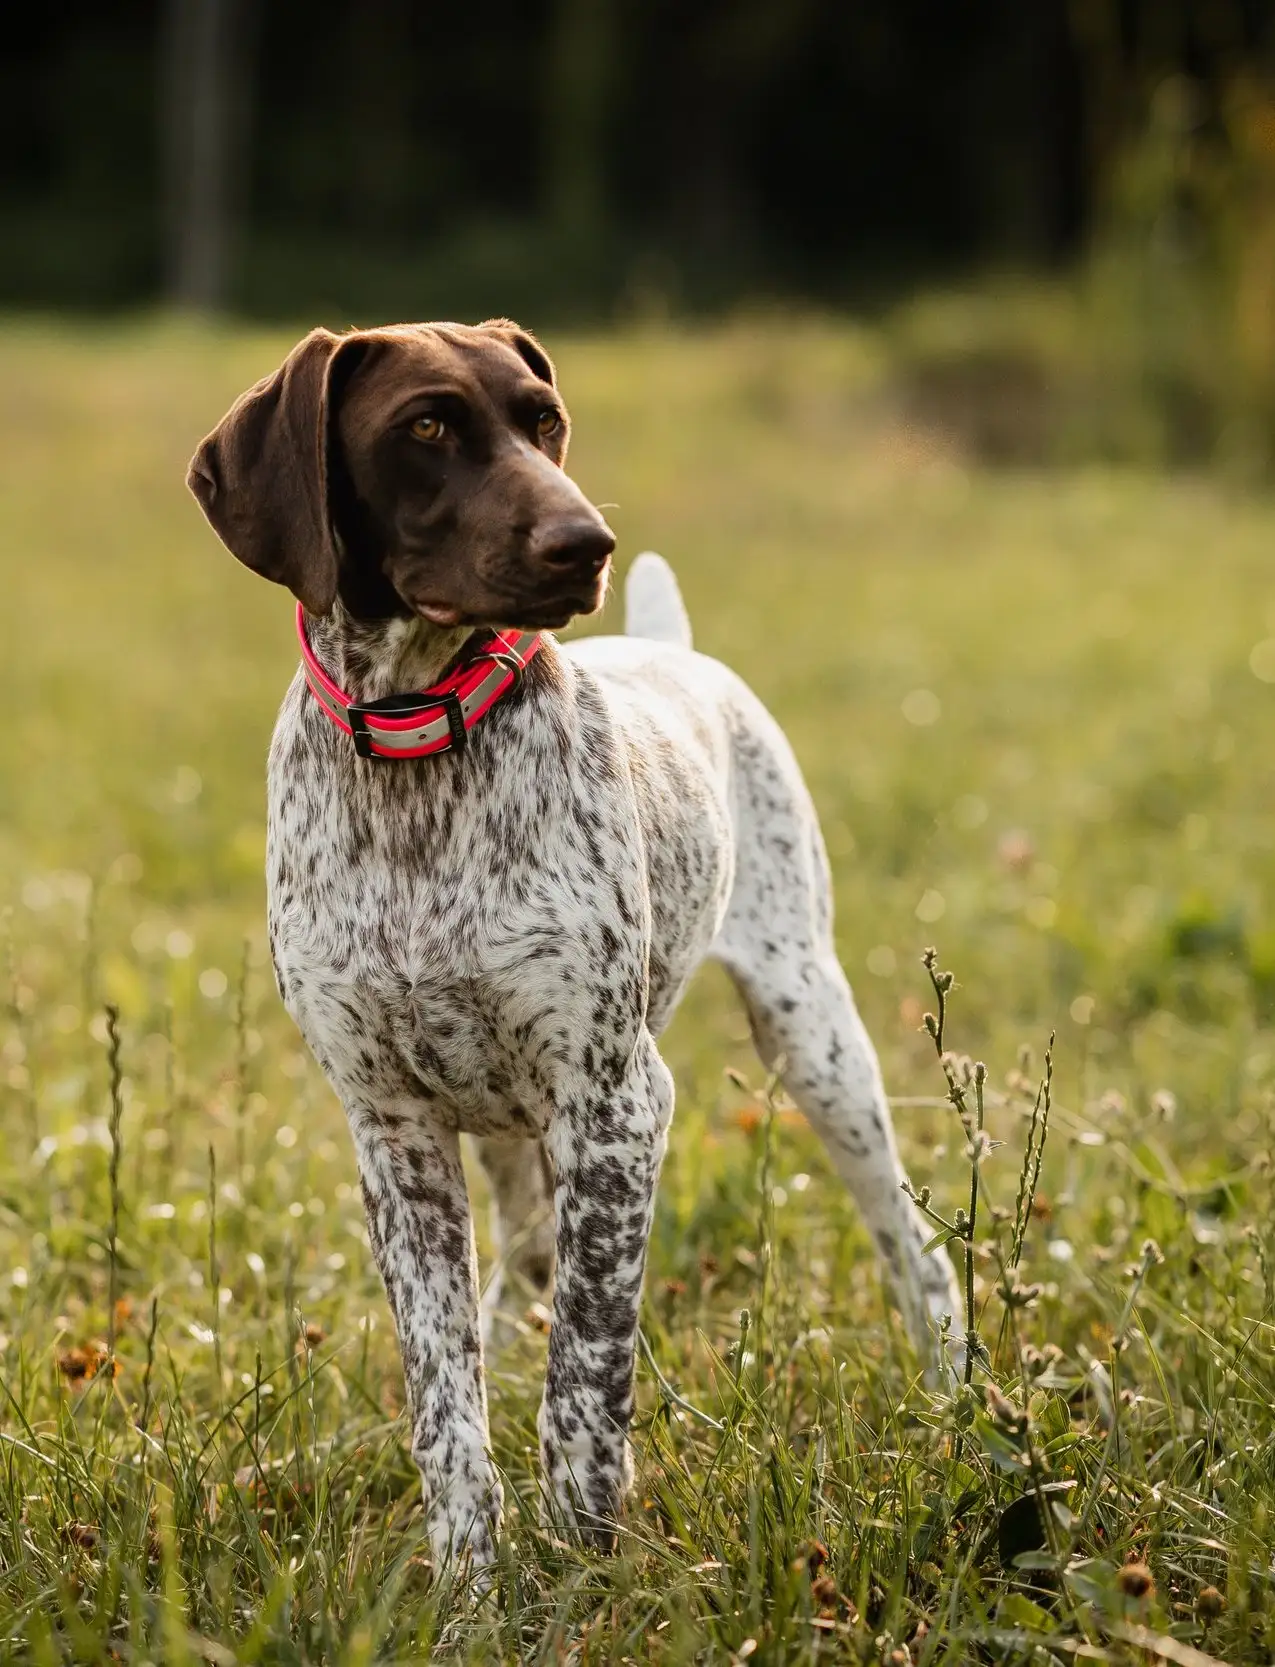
2 313 1274 1663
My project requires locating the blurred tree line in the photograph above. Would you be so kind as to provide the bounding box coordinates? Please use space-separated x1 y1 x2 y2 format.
2 0 1272 325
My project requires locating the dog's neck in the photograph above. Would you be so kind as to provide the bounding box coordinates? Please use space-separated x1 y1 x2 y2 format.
303 602 477 705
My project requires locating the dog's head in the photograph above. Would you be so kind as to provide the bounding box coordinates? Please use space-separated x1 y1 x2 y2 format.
187 320 614 629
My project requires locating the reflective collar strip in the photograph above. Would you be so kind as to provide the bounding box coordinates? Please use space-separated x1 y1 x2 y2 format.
296 604 541 760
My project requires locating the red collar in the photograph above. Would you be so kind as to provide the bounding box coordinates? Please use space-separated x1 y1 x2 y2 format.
297 604 541 760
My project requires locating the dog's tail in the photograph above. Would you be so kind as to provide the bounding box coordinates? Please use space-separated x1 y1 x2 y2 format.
624 552 693 650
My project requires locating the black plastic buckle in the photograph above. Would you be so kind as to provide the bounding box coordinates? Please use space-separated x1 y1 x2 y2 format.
346 690 467 759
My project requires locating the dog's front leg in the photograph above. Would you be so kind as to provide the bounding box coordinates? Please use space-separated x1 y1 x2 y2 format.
348 1105 500 1569
539 1032 674 1547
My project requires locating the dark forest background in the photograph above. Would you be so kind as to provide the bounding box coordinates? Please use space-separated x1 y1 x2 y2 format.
5 0 1274 322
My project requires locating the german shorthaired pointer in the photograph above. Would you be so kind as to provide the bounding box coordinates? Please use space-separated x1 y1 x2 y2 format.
188 320 961 1572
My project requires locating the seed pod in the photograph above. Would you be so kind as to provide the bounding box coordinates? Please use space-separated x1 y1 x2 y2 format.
1117 1561 1154 1599
1195 1585 1224 1621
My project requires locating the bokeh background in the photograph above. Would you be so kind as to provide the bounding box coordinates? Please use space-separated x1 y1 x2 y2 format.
6 1 1275 473
6 8 1275 1659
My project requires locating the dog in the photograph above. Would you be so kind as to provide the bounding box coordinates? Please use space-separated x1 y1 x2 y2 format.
187 319 961 1570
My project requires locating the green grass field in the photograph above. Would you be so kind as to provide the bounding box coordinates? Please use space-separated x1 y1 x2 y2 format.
3 314 1275 1664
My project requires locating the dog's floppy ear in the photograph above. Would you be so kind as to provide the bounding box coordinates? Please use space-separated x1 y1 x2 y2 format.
187 327 364 615
477 317 556 388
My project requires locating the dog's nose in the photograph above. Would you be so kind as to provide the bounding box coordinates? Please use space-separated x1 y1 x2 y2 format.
532 518 616 575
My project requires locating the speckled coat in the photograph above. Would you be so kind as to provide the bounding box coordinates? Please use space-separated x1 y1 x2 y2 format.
265 552 962 1569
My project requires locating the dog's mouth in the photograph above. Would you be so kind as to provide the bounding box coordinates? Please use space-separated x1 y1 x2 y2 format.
411 564 611 633
507 600 592 629
415 600 465 627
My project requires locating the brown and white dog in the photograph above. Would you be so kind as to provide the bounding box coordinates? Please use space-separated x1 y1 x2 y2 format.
188 319 961 1571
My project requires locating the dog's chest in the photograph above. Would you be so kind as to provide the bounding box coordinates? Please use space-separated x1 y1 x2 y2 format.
266 709 656 1132
264 658 734 1131
278 921 593 1136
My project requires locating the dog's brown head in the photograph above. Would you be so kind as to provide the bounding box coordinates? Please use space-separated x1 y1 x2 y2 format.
187 320 615 629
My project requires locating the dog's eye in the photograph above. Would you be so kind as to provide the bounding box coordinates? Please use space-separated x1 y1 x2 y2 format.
409 415 446 443
536 408 562 439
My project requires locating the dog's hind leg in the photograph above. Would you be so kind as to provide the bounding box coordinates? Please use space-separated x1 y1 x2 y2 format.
711 712 963 1370
475 1136 556 1349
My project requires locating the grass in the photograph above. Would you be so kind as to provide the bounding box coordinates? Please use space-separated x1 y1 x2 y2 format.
2 311 1275 1662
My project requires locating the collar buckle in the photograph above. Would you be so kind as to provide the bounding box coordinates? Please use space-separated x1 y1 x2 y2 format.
346 690 468 760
